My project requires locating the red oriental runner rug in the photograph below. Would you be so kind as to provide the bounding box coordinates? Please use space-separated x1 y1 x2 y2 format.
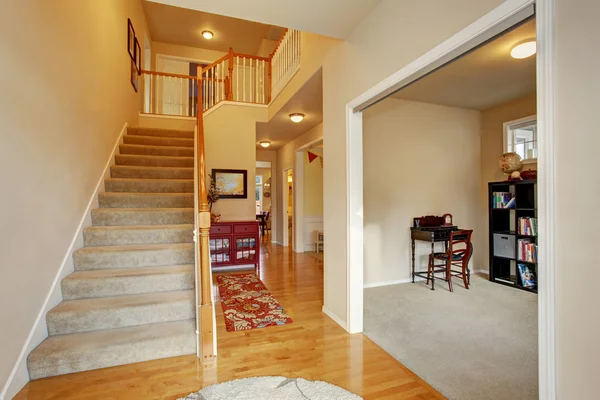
216 273 293 332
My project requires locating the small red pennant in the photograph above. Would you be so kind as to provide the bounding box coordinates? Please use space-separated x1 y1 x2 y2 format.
307 151 319 163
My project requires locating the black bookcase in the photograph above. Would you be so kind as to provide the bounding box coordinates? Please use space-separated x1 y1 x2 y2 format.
488 179 538 293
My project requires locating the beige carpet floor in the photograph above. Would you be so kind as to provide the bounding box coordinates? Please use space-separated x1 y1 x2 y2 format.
364 274 538 400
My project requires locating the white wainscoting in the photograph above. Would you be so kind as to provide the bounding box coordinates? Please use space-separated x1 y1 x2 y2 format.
303 215 323 252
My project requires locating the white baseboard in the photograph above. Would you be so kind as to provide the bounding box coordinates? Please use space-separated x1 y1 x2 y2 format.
322 306 347 331
473 269 489 274
0 123 128 400
363 277 425 289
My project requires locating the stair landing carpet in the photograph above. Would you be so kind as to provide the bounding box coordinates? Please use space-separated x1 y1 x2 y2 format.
216 274 293 331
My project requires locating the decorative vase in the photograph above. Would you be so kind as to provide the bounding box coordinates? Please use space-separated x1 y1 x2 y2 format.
498 152 523 180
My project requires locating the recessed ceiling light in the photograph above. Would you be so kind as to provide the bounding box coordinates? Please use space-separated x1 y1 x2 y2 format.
289 113 305 123
202 31 214 40
259 141 271 148
510 40 536 59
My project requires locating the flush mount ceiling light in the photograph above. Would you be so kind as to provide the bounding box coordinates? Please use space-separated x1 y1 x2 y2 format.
510 40 536 59
259 141 271 148
202 30 214 40
289 113 305 123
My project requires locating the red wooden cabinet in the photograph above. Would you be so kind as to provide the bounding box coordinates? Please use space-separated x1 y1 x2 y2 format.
209 221 260 271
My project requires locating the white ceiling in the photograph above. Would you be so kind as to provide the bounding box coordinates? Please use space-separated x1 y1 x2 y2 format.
256 69 323 149
147 0 382 39
143 1 285 54
392 19 537 111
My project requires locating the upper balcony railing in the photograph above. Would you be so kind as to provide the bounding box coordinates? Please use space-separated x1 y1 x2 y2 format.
140 29 300 118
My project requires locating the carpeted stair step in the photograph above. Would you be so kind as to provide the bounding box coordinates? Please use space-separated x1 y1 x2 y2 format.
98 192 193 208
27 319 196 380
104 178 193 193
110 165 193 179
46 290 195 335
83 224 193 246
91 208 194 226
119 143 194 157
127 127 194 139
115 154 194 168
61 265 194 300
73 243 194 271
123 135 194 148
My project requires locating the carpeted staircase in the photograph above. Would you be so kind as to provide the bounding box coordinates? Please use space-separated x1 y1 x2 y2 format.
27 127 198 380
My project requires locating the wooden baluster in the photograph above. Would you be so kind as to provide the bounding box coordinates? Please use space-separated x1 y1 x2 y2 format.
228 48 234 101
235 56 239 102
243 57 246 102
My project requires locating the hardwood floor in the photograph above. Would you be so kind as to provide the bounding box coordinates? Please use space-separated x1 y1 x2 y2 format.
15 237 444 399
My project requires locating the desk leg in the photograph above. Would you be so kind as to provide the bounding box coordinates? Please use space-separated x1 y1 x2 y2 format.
430 243 435 291
411 239 415 283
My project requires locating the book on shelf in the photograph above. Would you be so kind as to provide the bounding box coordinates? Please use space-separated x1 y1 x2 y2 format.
518 263 537 288
492 192 515 209
518 239 537 263
518 217 537 236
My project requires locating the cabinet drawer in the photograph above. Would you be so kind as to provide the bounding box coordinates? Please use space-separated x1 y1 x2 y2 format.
493 233 515 258
234 224 258 234
210 225 232 235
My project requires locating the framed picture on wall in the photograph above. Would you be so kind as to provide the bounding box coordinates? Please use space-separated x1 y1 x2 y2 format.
127 18 135 60
130 59 138 92
212 169 248 199
134 37 141 74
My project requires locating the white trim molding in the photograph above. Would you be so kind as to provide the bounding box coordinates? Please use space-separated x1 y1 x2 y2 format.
322 306 347 331
1 123 129 400
303 215 324 252
344 0 556 398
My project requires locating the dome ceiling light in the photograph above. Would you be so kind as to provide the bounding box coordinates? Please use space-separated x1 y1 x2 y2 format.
259 141 271 148
202 30 214 40
510 40 536 59
289 113 305 123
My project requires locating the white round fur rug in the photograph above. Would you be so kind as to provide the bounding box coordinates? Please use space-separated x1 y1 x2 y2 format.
178 376 363 400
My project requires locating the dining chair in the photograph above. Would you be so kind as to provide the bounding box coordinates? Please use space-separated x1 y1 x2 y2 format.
427 229 473 292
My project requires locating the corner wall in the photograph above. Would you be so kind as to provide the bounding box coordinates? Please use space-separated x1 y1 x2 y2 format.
204 104 268 221
479 92 536 271
0 0 149 397
363 98 481 286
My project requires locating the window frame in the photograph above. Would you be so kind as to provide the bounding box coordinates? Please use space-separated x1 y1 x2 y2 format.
503 114 537 164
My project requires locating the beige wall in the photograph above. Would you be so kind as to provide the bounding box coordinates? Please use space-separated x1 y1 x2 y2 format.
204 105 268 221
363 98 481 285
256 38 278 58
304 149 323 215
151 41 226 69
256 167 272 212
275 123 323 243
555 0 600 396
322 0 502 322
479 92 537 271
0 0 149 396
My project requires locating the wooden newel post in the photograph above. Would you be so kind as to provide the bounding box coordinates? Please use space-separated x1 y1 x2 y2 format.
196 65 215 363
227 47 234 101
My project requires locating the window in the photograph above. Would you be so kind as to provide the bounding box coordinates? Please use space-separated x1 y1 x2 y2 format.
256 176 263 213
503 115 537 163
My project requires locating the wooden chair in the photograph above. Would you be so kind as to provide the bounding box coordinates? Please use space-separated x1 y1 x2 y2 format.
427 229 473 292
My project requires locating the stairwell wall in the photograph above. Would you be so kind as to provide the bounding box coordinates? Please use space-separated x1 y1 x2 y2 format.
0 0 149 397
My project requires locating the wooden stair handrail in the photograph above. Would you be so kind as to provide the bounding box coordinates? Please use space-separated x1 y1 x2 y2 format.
141 70 197 80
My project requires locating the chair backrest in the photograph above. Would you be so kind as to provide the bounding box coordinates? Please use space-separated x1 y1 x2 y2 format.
448 229 473 259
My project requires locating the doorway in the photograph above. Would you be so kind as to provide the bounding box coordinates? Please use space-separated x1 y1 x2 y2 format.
283 169 293 247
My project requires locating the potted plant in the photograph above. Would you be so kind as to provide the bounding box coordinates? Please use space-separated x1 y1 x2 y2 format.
207 175 220 222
